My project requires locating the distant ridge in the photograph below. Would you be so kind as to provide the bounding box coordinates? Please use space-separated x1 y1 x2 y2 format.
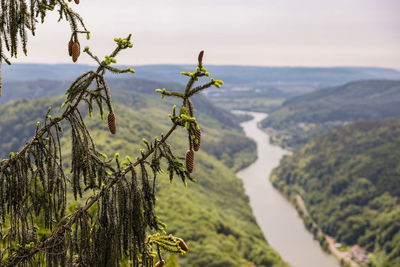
4 63 400 87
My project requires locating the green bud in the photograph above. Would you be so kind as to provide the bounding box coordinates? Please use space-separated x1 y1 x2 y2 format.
114 153 120 160
126 155 132 162
205 72 210 77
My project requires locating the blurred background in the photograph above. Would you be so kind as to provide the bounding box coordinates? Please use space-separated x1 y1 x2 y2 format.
1 1 400 267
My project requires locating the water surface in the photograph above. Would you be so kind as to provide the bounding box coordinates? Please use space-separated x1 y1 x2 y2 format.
236 111 340 267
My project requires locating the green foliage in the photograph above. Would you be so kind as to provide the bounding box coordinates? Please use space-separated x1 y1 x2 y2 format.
262 80 400 149
271 119 400 266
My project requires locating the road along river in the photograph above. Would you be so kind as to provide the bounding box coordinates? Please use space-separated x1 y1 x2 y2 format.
236 111 340 267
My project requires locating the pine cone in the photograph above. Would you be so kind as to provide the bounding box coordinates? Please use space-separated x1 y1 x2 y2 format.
193 128 201 151
185 150 194 173
74 0 80 4
176 237 189 252
107 113 117 134
155 260 165 267
198 50 204 66
68 40 73 56
72 41 80 63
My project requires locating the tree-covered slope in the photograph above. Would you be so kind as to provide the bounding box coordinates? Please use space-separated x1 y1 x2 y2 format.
0 78 254 169
0 91 287 266
261 80 400 149
271 119 400 266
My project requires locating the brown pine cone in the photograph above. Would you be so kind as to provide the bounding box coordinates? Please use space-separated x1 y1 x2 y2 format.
68 40 73 56
198 50 204 66
176 237 189 252
74 0 80 4
154 260 165 267
107 113 117 134
72 41 80 63
185 150 194 173
193 128 201 151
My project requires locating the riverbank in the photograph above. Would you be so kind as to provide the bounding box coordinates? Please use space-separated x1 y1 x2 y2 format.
270 175 360 267
295 196 359 267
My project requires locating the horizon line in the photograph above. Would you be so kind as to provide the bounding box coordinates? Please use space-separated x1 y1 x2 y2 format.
5 62 400 71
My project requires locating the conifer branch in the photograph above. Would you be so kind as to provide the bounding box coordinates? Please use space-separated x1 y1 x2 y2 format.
0 13 223 262
3 123 178 267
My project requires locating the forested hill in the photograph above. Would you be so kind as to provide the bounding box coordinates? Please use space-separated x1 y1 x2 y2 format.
271 119 400 266
261 80 400 148
0 84 288 265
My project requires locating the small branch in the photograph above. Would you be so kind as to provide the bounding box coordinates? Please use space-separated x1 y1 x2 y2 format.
188 81 214 97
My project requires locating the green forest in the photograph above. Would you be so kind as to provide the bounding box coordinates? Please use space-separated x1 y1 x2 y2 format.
271 119 400 266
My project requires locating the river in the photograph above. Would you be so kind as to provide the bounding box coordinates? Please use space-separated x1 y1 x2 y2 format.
236 111 340 267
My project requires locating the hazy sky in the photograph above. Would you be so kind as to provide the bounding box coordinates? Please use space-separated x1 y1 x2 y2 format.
16 0 400 68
